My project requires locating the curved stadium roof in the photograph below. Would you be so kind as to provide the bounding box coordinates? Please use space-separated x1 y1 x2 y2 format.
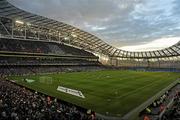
0 0 180 59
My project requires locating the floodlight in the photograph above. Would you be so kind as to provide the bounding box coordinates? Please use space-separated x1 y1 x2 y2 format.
71 33 77 38
64 37 69 40
15 20 24 24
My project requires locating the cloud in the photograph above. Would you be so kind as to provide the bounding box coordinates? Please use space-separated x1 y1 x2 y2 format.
9 0 180 51
120 37 180 51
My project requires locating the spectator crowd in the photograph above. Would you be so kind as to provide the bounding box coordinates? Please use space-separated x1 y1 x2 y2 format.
0 79 96 120
140 83 180 120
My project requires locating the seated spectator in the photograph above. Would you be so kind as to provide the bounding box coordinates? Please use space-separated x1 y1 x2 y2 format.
0 79 94 120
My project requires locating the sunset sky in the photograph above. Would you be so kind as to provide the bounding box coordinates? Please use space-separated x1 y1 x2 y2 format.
9 0 180 51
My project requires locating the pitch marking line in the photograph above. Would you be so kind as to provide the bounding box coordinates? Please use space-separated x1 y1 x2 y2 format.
116 79 170 99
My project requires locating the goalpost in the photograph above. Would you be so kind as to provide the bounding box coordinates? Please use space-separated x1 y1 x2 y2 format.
39 76 53 84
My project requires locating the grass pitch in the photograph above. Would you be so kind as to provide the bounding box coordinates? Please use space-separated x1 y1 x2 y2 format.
9 70 180 117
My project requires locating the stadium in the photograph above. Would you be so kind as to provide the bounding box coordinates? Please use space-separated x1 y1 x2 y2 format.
0 0 180 120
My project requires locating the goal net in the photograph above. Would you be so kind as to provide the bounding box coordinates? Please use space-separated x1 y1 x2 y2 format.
39 76 53 84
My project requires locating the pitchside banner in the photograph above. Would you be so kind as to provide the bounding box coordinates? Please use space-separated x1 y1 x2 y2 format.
57 86 85 98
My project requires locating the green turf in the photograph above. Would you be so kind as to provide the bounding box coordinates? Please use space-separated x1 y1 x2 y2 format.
8 70 180 117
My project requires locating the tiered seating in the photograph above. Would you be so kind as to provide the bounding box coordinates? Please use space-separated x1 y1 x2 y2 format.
0 79 96 120
0 37 102 75
0 56 99 66
139 84 180 120
0 38 95 56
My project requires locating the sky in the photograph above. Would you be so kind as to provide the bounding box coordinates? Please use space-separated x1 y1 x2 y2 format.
9 0 180 51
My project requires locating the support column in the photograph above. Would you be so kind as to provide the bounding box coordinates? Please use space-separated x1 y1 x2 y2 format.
116 58 118 66
11 21 14 38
